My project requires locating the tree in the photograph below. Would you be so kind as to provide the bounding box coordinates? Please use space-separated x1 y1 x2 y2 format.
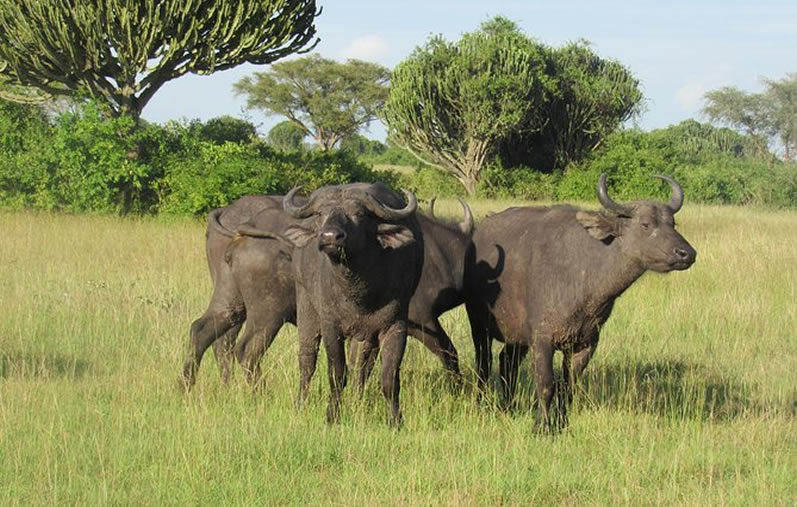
0 0 320 121
524 40 642 171
188 115 258 145
383 17 552 194
267 120 307 151
702 86 773 159
762 74 797 161
234 54 390 151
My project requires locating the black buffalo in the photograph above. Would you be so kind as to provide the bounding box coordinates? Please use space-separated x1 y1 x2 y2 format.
464 173 697 429
180 193 474 392
280 182 423 425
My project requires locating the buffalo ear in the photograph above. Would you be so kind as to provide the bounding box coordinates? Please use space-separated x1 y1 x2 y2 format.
576 211 618 241
283 225 315 248
376 223 415 249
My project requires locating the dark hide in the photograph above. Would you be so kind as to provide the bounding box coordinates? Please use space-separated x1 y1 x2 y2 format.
464 173 696 430
180 195 299 389
180 195 474 392
282 182 423 425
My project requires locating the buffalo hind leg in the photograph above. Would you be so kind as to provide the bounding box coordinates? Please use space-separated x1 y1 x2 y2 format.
182 309 241 390
236 318 286 391
409 318 460 377
499 343 528 409
348 336 379 397
465 299 493 397
562 338 598 410
211 324 242 384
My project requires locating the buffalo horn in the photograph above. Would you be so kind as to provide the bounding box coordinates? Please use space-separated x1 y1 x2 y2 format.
428 197 437 218
457 198 474 235
360 189 418 220
651 174 684 213
597 173 633 216
282 186 315 218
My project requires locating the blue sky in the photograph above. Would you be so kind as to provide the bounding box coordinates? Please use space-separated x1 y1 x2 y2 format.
141 1 797 139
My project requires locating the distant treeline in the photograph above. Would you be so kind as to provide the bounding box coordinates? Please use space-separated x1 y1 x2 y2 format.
1 100 795 216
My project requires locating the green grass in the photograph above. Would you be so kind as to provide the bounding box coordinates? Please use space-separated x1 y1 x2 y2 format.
1 204 795 505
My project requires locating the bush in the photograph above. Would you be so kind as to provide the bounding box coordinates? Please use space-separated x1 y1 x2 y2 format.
160 144 398 216
478 164 560 200
397 166 465 200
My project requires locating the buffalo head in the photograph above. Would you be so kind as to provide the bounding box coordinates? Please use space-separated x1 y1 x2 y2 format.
281 182 418 263
576 173 697 272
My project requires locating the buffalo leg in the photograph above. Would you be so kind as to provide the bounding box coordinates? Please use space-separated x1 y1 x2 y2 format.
182 307 241 389
211 325 241 384
296 294 321 409
562 338 598 406
236 318 285 390
379 321 408 427
532 337 556 431
323 332 347 424
409 318 460 376
348 336 379 397
499 343 528 408
465 299 492 395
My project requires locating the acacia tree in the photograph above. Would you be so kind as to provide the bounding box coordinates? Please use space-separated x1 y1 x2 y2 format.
383 17 552 194
0 0 320 121
234 54 390 151
702 86 773 159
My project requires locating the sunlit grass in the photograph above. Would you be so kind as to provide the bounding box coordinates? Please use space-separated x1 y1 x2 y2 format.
0 204 795 505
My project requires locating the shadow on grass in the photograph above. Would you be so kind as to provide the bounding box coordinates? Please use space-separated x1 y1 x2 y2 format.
0 351 91 380
506 358 768 422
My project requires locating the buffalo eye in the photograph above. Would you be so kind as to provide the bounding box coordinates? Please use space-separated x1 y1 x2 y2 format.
641 221 651 230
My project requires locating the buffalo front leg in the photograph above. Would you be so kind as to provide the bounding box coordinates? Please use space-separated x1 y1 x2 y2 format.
323 331 348 424
465 299 493 396
379 321 408 427
532 337 556 432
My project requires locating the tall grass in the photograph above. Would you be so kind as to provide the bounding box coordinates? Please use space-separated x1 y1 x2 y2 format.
0 204 795 505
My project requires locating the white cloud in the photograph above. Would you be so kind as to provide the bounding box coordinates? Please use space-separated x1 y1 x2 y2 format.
673 82 712 113
340 35 389 62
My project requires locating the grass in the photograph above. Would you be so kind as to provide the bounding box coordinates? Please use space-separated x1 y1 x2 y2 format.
0 203 795 505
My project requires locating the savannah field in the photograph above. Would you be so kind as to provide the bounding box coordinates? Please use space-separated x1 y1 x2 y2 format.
0 199 795 505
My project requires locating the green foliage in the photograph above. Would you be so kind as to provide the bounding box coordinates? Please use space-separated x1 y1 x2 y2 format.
397 166 466 200
0 0 319 120
267 120 306 152
235 55 390 150
0 101 55 209
478 164 560 201
339 134 386 158
160 144 396 216
185 115 258 145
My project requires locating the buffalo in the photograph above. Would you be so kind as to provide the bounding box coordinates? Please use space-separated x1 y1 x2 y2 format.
280 182 423 425
180 192 474 392
464 173 697 430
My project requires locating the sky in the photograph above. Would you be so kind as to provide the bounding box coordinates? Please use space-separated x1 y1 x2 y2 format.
141 0 797 140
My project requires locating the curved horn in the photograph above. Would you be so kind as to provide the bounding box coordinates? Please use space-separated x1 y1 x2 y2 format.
428 197 437 218
282 186 315 218
457 198 474 236
360 188 418 220
651 174 684 213
597 173 633 216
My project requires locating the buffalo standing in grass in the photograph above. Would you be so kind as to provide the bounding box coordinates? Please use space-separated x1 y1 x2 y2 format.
180 192 473 391
280 182 422 425
464 173 696 430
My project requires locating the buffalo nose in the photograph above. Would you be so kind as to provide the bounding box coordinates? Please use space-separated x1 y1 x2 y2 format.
674 246 695 261
320 229 346 244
